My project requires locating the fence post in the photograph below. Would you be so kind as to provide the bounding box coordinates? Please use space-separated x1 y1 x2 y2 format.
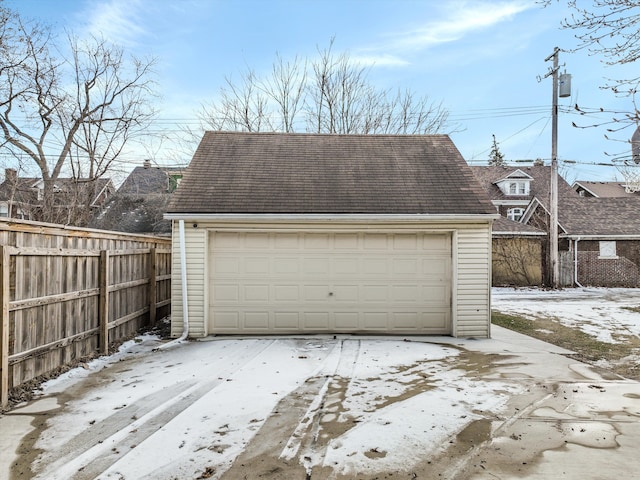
149 248 157 326
1 246 10 408
99 250 109 356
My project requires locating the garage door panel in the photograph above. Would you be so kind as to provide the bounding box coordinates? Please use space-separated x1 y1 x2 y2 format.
245 257 269 274
244 285 269 302
362 285 389 302
303 257 329 274
393 258 418 274
304 234 330 248
274 285 300 302
215 257 240 274
391 285 419 302
274 233 298 249
303 312 330 329
303 285 330 301
335 258 359 274
394 234 418 250
424 285 450 302
215 311 240 329
274 312 299 329
209 231 451 334
274 258 299 274
245 312 270 329
363 312 388 329
334 312 359 328
333 285 358 301
214 285 239 302
363 258 388 275
364 234 388 249
334 233 358 249
393 312 418 328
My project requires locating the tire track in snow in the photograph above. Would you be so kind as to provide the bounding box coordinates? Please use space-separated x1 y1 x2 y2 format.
31 339 278 480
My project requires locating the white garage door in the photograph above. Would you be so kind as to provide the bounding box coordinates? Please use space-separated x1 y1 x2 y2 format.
208 231 451 334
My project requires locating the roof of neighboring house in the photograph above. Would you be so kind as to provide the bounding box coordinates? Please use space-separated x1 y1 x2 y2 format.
492 216 546 236
557 197 640 236
0 175 113 206
470 165 577 208
168 132 496 215
89 193 172 235
572 180 640 198
118 165 185 195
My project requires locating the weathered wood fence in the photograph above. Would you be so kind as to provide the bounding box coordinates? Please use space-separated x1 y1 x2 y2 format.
0 219 171 408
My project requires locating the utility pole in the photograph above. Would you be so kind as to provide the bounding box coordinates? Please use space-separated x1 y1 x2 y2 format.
540 47 566 288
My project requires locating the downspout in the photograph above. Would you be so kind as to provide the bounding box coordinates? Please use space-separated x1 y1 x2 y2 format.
574 237 584 288
156 219 189 350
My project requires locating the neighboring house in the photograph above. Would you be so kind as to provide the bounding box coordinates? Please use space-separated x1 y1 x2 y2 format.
166 131 498 339
90 160 186 235
0 168 114 225
573 180 640 197
471 165 577 221
470 165 577 286
524 197 640 287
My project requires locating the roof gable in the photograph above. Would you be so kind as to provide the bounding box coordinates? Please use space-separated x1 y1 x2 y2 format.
494 169 534 183
168 132 496 216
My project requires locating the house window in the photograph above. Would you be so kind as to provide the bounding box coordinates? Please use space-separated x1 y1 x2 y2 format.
0 204 7 217
507 208 525 221
507 181 529 195
599 241 617 259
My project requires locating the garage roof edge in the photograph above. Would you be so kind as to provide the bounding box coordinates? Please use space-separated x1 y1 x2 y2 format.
164 213 500 223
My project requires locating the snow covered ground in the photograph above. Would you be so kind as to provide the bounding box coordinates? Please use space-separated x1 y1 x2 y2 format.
492 287 640 343
2 287 639 479
16 335 521 479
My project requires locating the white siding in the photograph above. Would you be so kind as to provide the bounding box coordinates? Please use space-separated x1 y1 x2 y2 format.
171 222 208 337
454 226 492 337
170 219 493 338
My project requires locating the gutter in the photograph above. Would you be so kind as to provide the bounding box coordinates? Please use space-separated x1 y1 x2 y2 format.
155 219 189 351
574 237 584 288
163 213 501 223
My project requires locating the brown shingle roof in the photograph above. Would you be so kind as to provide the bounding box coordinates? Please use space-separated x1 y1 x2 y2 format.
573 180 640 198
559 197 640 236
492 216 545 235
167 132 495 215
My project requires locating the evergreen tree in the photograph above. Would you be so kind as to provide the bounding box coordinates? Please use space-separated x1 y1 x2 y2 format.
488 134 506 166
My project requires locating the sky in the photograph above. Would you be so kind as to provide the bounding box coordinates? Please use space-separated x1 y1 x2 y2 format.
6 0 640 183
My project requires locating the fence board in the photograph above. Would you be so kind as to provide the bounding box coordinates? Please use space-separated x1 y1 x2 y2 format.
0 218 171 409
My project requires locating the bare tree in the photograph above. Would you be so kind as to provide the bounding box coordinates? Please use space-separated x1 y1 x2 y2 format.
542 1 640 136
195 39 452 137
0 6 156 226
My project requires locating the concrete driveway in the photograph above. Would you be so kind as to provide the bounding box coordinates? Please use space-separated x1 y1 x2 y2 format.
2 327 640 479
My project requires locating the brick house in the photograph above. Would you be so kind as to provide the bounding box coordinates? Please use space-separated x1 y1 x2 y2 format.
524 196 640 287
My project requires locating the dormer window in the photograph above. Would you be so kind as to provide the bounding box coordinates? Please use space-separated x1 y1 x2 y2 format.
507 181 529 195
494 170 533 196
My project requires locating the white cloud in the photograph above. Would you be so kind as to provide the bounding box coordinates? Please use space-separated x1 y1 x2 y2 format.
350 53 410 68
78 0 147 46
383 1 532 52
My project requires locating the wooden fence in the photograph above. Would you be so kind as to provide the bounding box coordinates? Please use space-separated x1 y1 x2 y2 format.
0 218 171 408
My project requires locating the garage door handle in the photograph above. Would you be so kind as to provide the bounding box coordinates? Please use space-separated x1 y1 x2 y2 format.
329 292 334 296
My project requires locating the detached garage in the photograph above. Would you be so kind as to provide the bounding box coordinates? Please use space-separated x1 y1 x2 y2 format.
166 132 498 338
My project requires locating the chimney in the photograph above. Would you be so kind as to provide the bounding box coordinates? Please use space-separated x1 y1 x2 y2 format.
143 159 152 169
5 168 17 184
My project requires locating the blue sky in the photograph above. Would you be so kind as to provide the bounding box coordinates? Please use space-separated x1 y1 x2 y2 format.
7 0 638 182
